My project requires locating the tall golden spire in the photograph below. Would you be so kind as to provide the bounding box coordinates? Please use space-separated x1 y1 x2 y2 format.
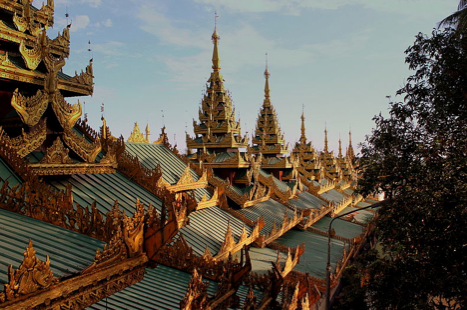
324 126 329 154
145 123 150 142
300 107 306 144
346 130 355 160
212 12 220 71
263 53 271 107
338 136 342 158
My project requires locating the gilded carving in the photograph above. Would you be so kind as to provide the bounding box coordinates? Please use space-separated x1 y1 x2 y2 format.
10 88 48 127
123 199 145 257
19 33 46 70
0 51 15 67
5 118 46 157
13 1 42 37
127 122 149 143
51 91 82 130
40 137 73 164
62 127 101 162
164 165 209 193
0 240 57 303
180 269 209 310
69 59 94 86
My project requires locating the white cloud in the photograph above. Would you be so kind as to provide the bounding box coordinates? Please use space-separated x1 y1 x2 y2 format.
103 19 113 27
70 15 90 32
92 41 124 56
81 0 101 8
137 4 205 48
193 0 454 19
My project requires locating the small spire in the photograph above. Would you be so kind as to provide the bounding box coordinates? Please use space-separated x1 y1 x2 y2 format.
338 136 342 158
101 116 107 140
324 125 329 154
300 107 306 144
212 12 221 71
263 53 271 107
346 130 355 160
145 123 150 142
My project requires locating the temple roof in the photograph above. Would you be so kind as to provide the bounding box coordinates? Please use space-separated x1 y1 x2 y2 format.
0 208 104 283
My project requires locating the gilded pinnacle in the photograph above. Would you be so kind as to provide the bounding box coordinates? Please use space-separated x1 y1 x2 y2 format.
263 64 271 107
300 112 306 144
212 27 221 71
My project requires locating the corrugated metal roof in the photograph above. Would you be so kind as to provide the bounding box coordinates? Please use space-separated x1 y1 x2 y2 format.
125 143 211 202
213 152 235 163
343 188 354 196
48 171 163 216
258 169 290 193
338 206 374 223
311 216 364 239
274 229 346 278
180 206 253 256
356 201 372 208
320 189 345 203
0 208 104 285
288 192 326 210
249 247 288 274
0 158 22 188
236 199 294 235
87 264 217 310
88 264 263 310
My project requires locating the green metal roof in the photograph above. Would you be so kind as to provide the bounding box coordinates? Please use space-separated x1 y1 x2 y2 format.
249 247 288 274
236 199 294 235
88 264 262 310
288 192 326 210
343 188 354 196
125 143 211 202
258 169 290 193
311 216 364 239
338 206 374 223
213 152 235 163
0 158 22 189
180 206 253 256
274 229 346 278
48 171 163 216
320 189 345 203
0 208 104 285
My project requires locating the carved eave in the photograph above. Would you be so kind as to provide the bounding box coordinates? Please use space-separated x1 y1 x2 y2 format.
0 60 93 97
254 209 303 247
196 187 219 210
0 0 54 28
260 157 293 170
29 162 116 175
215 222 263 261
161 166 209 193
0 24 69 58
127 122 149 143
0 253 147 309
4 118 46 157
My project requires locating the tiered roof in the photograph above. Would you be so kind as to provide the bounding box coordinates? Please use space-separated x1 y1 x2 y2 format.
251 65 289 158
186 26 248 153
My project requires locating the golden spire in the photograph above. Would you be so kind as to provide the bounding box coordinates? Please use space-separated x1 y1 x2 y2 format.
212 12 220 71
145 123 150 142
346 130 355 160
101 116 107 140
338 136 342 158
300 107 306 144
324 126 329 154
263 53 271 107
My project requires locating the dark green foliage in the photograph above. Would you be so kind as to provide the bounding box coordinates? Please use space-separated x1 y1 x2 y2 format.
358 28 467 310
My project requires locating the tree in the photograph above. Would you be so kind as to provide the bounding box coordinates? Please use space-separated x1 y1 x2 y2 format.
439 0 467 30
358 28 467 310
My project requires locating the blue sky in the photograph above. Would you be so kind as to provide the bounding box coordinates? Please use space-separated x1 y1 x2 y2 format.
43 0 456 153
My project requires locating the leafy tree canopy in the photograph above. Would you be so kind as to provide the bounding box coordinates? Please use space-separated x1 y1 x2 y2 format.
358 27 467 310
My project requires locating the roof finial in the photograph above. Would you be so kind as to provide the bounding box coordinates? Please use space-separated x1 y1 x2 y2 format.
263 53 271 107
338 135 342 158
324 124 329 154
300 105 306 144
212 11 221 71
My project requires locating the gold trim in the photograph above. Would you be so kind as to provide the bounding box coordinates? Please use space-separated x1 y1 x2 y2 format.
0 240 57 303
62 127 101 162
10 88 48 127
7 118 47 157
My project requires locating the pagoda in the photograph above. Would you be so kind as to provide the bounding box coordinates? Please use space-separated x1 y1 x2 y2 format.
0 0 114 175
186 24 249 181
292 112 324 182
250 63 292 180
320 127 342 180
